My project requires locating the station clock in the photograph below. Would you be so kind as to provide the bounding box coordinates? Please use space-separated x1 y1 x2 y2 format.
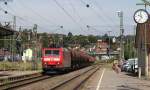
134 9 149 24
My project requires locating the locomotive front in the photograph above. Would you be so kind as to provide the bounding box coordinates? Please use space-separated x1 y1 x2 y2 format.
42 48 63 71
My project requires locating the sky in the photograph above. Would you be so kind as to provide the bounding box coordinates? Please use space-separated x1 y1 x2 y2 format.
0 0 146 36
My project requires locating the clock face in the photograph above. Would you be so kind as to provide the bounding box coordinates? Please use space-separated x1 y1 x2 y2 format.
134 9 149 24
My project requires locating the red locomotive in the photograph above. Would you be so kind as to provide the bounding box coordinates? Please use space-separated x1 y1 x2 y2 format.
42 48 95 72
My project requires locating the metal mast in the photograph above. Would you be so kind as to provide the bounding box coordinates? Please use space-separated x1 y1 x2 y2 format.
117 11 124 62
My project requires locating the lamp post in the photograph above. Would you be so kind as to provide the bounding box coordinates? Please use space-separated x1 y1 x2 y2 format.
117 11 124 63
108 31 112 57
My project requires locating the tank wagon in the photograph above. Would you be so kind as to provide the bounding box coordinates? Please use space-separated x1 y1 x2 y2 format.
42 48 95 72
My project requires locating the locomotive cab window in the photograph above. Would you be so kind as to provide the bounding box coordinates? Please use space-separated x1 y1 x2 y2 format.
45 50 60 56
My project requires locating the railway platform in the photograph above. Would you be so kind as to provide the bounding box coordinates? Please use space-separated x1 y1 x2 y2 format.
1 65 150 90
81 67 150 90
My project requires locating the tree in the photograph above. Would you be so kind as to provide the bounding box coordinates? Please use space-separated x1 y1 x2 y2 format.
102 33 109 42
75 35 89 47
87 35 97 43
41 33 49 48
22 29 30 43
68 32 73 37
124 35 136 60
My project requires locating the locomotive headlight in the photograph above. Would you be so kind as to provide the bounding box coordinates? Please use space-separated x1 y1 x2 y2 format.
44 58 50 61
54 58 60 61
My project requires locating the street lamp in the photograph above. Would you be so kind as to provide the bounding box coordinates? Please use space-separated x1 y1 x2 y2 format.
108 31 112 56
117 11 124 63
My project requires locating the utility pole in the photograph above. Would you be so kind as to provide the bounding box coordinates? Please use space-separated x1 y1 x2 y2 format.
117 11 124 63
13 16 16 30
12 16 16 61
33 24 38 70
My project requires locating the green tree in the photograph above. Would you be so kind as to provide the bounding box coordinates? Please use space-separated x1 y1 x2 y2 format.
41 33 49 48
124 35 136 60
102 33 109 43
88 35 97 43
68 32 73 37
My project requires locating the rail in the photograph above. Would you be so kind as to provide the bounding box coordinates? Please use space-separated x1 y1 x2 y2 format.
49 65 101 90
0 72 52 90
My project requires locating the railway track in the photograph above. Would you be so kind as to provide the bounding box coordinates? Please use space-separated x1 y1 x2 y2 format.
0 64 103 90
0 72 52 90
49 65 101 90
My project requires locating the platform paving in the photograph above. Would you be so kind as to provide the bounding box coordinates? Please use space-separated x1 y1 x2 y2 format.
81 67 150 90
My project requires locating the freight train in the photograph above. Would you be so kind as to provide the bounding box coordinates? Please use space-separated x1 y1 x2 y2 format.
42 48 95 72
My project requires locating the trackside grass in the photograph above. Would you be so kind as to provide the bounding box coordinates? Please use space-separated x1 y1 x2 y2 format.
0 61 42 71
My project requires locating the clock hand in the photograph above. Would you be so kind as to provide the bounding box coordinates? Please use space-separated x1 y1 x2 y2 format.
138 15 142 18
140 11 142 17
138 18 142 23
140 12 143 18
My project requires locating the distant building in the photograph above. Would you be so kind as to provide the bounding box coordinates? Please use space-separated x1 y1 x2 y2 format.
135 19 150 76
0 26 15 36
95 39 108 53
0 25 16 60
22 48 33 62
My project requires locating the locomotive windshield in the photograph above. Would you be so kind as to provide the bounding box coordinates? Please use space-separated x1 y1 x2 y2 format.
45 50 59 56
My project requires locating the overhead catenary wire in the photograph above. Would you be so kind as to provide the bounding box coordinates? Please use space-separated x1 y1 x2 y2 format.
92 0 118 25
4 3 53 27
2 3 62 32
87 0 134 35
53 0 84 31
18 0 57 26
46 0 86 34
3 4 30 26
92 1 133 26
0 0 128 35
79 0 110 26
67 0 87 26
79 0 119 34
0 1 82 34
4 2 17 14
0 5 30 23
18 0 67 29
0 6 51 31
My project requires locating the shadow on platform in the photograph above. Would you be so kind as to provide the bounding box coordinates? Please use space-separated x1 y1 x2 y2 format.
117 85 141 90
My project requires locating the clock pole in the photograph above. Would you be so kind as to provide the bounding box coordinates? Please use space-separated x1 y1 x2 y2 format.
136 2 149 77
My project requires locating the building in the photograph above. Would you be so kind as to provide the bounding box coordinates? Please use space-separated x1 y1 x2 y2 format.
0 26 15 36
135 19 150 76
95 39 108 53
0 26 16 60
